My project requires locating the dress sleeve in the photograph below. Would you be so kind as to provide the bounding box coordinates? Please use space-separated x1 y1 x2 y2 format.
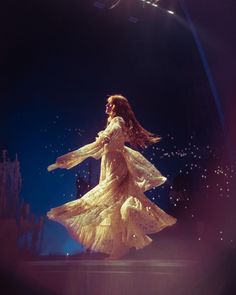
95 116 124 145
47 116 125 171
123 146 167 192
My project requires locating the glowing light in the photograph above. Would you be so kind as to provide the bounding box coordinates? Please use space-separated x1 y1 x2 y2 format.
138 0 175 15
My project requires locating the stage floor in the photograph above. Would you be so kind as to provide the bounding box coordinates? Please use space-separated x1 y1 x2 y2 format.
17 258 203 295
13 233 222 295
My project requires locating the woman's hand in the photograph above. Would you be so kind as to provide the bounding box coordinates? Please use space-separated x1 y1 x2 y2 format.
101 136 110 145
47 150 81 171
47 163 60 171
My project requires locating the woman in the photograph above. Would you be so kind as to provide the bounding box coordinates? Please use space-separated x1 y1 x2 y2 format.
47 95 177 259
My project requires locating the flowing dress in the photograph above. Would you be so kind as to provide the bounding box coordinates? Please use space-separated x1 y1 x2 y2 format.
47 116 177 257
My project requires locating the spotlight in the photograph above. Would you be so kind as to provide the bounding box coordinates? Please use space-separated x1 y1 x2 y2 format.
139 0 175 15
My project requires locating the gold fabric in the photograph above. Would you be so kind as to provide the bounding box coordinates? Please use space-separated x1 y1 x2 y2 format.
47 116 177 257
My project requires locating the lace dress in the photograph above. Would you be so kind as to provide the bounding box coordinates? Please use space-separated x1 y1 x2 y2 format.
47 116 177 258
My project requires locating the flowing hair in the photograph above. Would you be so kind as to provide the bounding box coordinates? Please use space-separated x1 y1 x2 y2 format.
106 94 161 149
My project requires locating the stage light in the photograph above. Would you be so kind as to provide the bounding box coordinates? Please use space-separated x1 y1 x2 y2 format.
138 0 175 14
105 0 176 16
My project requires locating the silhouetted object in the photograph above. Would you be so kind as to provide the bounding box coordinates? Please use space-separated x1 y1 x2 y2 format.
0 150 21 218
169 173 193 205
0 150 45 263
32 216 45 256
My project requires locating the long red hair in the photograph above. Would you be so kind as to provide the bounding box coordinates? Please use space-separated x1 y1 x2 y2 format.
106 94 161 149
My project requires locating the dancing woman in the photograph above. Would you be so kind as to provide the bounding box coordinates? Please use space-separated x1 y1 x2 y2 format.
47 95 177 259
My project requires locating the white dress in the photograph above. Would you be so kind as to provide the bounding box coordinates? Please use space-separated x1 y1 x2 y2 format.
47 116 177 258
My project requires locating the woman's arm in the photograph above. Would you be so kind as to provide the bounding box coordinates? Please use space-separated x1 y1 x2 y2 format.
47 116 124 171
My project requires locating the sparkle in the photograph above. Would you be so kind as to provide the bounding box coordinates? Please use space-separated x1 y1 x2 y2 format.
45 127 235 248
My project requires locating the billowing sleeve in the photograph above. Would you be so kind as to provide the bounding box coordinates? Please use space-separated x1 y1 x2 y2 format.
123 146 167 192
47 116 125 171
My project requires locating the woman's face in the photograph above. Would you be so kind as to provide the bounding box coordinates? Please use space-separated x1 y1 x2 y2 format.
105 100 114 115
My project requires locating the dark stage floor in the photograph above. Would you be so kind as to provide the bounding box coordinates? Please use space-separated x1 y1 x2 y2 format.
2 223 235 295
18 258 202 295
13 234 226 295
